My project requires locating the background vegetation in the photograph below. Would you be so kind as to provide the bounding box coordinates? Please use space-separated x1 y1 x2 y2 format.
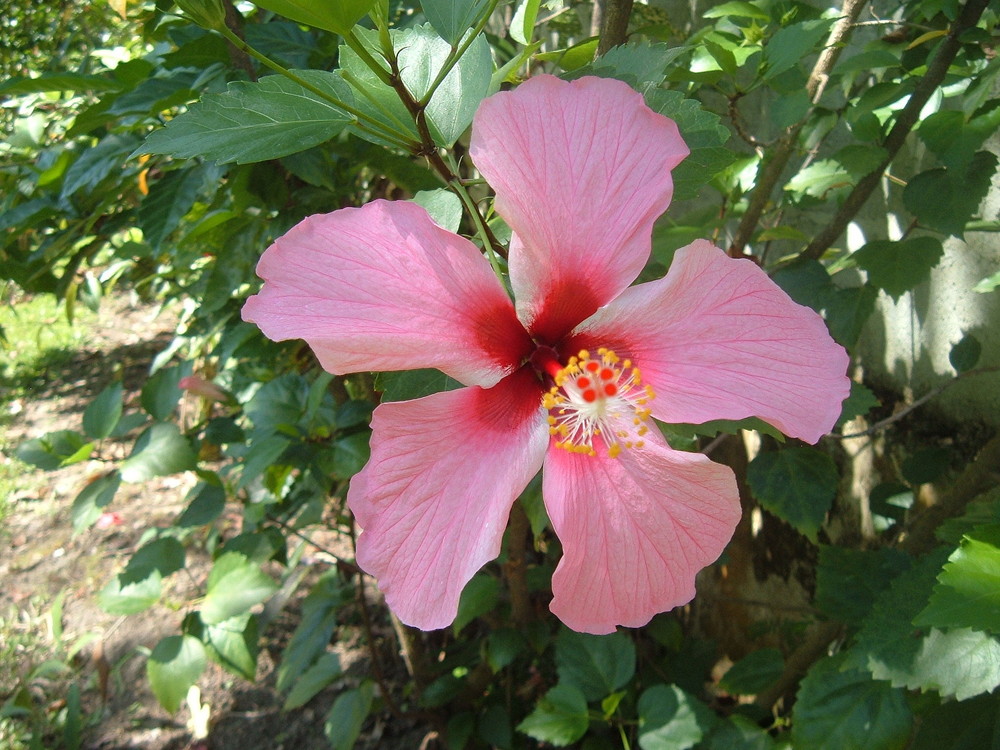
2 0 999 748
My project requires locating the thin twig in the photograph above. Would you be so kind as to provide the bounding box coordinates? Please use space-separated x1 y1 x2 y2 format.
800 0 991 260
727 0 868 258
836 365 1000 440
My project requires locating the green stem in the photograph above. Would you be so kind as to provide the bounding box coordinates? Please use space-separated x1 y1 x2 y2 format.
445 154 508 267
215 25 416 150
418 0 502 109
343 28 396 88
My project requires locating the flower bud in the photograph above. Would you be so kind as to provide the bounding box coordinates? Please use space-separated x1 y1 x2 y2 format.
174 0 227 31
179 375 231 403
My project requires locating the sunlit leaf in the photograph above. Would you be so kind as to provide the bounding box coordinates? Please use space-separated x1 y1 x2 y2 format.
137 72 355 164
518 684 589 746
120 423 197 482
250 0 375 35
916 524 1000 635
201 552 278 624
147 635 207 714
638 684 715 750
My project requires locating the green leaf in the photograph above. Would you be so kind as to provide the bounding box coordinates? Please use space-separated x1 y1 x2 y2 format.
746 447 839 540
703 1 768 20
846 548 1000 700
0 72 123 96
71 471 122 533
120 423 197 483
61 134 141 200
277 572 350 692
137 71 355 164
833 143 889 177
646 89 733 200
555 629 636 702
236 435 291 490
791 654 912 750
340 25 492 147
82 382 124 440
324 682 375 750
99 568 162 615
510 0 542 45
937 488 1000 546
974 269 1000 294
701 715 777 750
949 333 982 373
903 152 999 237
422 0 493 44
823 284 877 349
245 373 312 435
574 42 687 94
767 257 834 310
331 432 370 478
147 635 207 714
201 552 278 625
517 684 589 746
901 446 952 485
909 693 1000 750
176 482 226 527
815 546 911 627
719 649 783 695
919 107 1000 173
785 159 851 200
837 382 880 428
478 704 513 748
129 537 186 577
202 614 259 680
16 430 93 470
853 237 945 301
284 652 342 710
915 524 1000 635
250 0 375 35
412 188 463 233
637 684 714 750
763 19 835 80
487 628 528 673
374 368 462 401
140 363 191 421
453 574 500 635
138 165 213 250
664 417 785 442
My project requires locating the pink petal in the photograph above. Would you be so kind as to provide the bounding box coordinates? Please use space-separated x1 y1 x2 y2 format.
570 241 851 443
242 200 532 388
543 431 740 634
349 369 548 630
470 75 688 343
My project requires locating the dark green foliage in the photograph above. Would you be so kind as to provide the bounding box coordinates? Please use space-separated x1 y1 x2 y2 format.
4 0 999 746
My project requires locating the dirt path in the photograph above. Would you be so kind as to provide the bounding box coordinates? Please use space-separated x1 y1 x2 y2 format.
0 295 414 749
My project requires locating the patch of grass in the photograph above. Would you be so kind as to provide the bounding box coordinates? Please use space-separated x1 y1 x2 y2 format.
0 596 95 749
0 288 98 527
0 290 97 399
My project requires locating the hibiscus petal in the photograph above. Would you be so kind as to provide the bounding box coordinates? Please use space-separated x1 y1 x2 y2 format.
572 241 851 443
470 75 688 343
242 199 532 388
543 432 740 634
349 369 548 630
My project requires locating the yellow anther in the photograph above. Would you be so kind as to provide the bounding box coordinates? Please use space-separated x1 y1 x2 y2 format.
608 443 622 459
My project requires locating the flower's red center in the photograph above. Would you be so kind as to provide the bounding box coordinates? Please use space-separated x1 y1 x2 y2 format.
540 348 655 458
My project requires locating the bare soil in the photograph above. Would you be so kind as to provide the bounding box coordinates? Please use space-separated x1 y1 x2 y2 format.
0 295 428 750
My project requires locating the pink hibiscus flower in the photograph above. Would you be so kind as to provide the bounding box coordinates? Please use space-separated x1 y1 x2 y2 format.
242 75 850 634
